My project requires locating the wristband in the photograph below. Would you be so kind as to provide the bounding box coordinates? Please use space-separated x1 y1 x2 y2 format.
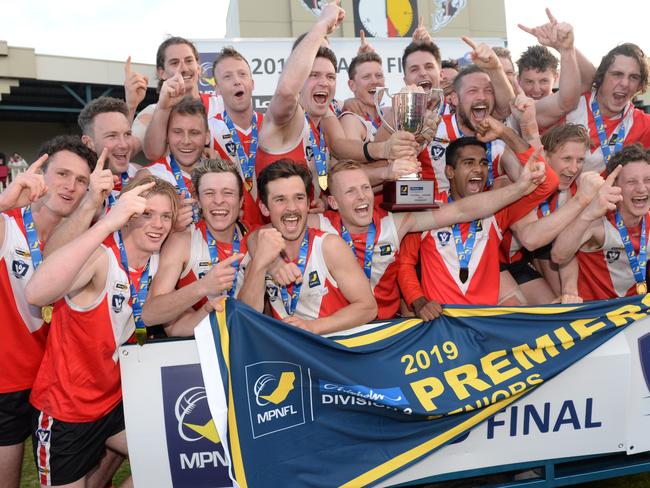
515 146 537 165
363 141 377 162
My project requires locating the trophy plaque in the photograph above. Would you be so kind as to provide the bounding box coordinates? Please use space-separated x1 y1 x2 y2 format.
374 87 444 211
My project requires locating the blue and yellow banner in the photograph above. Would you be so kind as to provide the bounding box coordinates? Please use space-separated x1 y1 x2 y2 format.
198 295 650 487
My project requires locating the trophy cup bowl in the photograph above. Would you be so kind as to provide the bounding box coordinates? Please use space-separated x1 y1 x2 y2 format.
374 87 444 211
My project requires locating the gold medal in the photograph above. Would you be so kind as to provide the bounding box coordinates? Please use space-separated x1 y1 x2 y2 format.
41 305 53 324
637 282 647 295
318 174 328 191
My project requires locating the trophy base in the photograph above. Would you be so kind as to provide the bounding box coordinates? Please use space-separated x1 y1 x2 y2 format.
380 179 439 212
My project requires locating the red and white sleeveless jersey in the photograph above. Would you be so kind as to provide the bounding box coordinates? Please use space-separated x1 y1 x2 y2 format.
0 209 49 392
565 90 650 174
318 206 400 319
208 112 265 226
416 168 558 305
176 220 248 310
29 235 159 422
257 115 329 200
577 211 650 301
266 230 349 322
500 185 576 264
338 111 377 142
420 113 505 194
145 155 193 193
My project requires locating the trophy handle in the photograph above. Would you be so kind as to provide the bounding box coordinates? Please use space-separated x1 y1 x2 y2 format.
374 87 395 133
429 88 446 117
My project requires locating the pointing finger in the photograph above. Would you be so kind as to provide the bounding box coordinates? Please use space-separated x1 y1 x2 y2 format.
131 180 156 196
461 36 477 50
220 253 245 266
359 30 365 43
419 16 424 28
605 164 622 185
125 56 132 77
517 24 535 35
28 154 49 174
545 8 558 24
93 147 109 174
513 77 523 96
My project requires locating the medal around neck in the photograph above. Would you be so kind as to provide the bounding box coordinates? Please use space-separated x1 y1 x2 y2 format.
41 305 53 324
374 87 441 212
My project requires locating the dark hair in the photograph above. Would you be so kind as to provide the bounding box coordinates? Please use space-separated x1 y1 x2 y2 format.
192 158 243 199
348 52 382 80
593 43 649 93
541 123 591 154
77 97 129 135
517 45 558 76
402 41 441 72
211 46 250 79
155 36 200 91
606 143 650 176
170 96 208 131
453 65 487 93
445 136 486 168
37 135 98 172
257 159 313 206
441 59 459 71
315 46 337 72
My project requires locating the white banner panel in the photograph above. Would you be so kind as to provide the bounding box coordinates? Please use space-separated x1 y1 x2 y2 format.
192 37 506 110
121 317 650 487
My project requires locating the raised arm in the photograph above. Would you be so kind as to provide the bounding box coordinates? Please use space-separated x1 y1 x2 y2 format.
395 146 546 238
142 68 186 160
551 167 622 264
124 56 149 123
44 148 113 256
268 2 344 128
25 181 155 306
512 171 603 251
518 9 585 127
0 154 48 212
462 37 514 120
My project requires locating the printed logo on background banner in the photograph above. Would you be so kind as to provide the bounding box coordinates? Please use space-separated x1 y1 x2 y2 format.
245 361 305 438
161 364 230 488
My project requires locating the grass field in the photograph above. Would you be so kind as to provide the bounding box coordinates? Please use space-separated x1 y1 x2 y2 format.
17 436 650 487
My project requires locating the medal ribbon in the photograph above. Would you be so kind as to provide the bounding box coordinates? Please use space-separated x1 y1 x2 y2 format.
107 172 130 208
539 192 560 217
448 195 478 280
340 221 376 279
590 96 626 164
223 111 258 188
365 112 380 131
615 211 647 288
280 230 309 316
305 115 327 183
117 231 151 345
22 205 43 269
205 226 241 298
169 155 198 223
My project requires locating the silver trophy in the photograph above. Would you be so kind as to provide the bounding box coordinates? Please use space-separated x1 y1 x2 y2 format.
373 87 444 210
